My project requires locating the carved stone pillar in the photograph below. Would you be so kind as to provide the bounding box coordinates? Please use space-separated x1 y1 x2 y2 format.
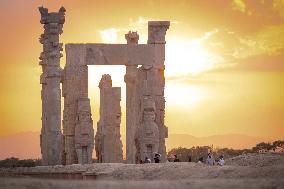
95 74 123 163
63 45 94 165
75 98 94 164
39 6 65 165
146 21 170 162
138 97 160 162
124 32 139 163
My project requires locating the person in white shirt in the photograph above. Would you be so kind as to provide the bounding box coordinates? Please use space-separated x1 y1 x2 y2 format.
144 157 151 163
218 155 225 166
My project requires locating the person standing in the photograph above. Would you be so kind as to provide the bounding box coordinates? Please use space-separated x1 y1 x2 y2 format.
206 153 214 166
154 153 161 163
218 155 225 166
144 157 151 163
173 154 180 162
188 155 192 162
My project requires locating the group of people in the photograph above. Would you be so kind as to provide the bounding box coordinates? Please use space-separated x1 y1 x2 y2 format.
173 152 225 166
198 153 225 166
143 153 162 164
141 152 225 166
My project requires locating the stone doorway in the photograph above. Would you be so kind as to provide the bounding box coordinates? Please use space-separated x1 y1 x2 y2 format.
88 65 126 162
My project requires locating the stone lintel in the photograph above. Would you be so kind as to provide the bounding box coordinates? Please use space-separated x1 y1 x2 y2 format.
65 44 164 67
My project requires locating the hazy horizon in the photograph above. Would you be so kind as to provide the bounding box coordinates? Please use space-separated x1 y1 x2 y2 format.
0 131 279 160
0 0 284 159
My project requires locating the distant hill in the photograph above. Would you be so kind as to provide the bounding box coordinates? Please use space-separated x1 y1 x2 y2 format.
165 134 274 150
0 132 275 160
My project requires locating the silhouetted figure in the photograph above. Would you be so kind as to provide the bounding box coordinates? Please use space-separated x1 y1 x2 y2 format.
154 153 161 163
173 154 180 162
188 156 192 162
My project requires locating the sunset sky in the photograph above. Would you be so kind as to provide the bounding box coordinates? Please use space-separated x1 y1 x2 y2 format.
0 0 284 149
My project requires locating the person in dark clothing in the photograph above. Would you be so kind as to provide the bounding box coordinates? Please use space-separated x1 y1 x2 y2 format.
144 157 151 163
188 156 192 162
173 154 180 162
154 153 161 163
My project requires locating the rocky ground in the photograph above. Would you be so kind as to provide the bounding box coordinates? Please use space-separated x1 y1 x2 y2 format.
0 153 284 189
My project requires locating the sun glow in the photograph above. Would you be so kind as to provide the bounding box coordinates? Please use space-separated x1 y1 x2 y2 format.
165 82 207 109
165 37 223 77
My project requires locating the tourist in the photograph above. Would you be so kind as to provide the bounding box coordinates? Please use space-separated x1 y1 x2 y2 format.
218 155 225 166
188 155 192 162
144 157 151 163
206 153 214 166
173 154 180 162
154 153 161 163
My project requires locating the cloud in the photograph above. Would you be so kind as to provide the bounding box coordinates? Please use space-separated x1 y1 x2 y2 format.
233 25 284 58
99 28 120 43
231 0 246 13
98 17 150 43
273 0 284 18
99 17 179 43
128 17 149 30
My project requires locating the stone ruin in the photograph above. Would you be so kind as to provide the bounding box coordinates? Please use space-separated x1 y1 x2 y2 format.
95 74 123 163
39 6 170 165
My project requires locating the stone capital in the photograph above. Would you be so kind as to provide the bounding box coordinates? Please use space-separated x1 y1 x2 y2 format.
125 31 139 44
39 6 65 25
148 21 170 44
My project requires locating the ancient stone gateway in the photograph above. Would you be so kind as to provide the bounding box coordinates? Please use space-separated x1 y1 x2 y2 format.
39 7 170 165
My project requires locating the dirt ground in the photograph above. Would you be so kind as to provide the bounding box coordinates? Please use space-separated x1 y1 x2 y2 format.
1 153 284 189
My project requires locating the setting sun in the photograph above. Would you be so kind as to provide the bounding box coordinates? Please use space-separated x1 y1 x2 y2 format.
165 36 223 76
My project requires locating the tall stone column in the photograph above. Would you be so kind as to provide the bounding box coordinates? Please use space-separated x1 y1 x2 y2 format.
124 32 139 163
146 21 170 162
38 6 65 165
95 74 123 163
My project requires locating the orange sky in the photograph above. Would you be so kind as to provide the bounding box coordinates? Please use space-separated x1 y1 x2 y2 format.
0 0 284 145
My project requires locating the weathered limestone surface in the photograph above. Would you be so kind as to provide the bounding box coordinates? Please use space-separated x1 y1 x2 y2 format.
95 75 123 163
124 32 139 164
124 22 170 163
39 7 170 165
138 97 160 161
62 43 94 165
75 98 94 164
145 21 170 162
39 6 65 166
65 44 162 67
